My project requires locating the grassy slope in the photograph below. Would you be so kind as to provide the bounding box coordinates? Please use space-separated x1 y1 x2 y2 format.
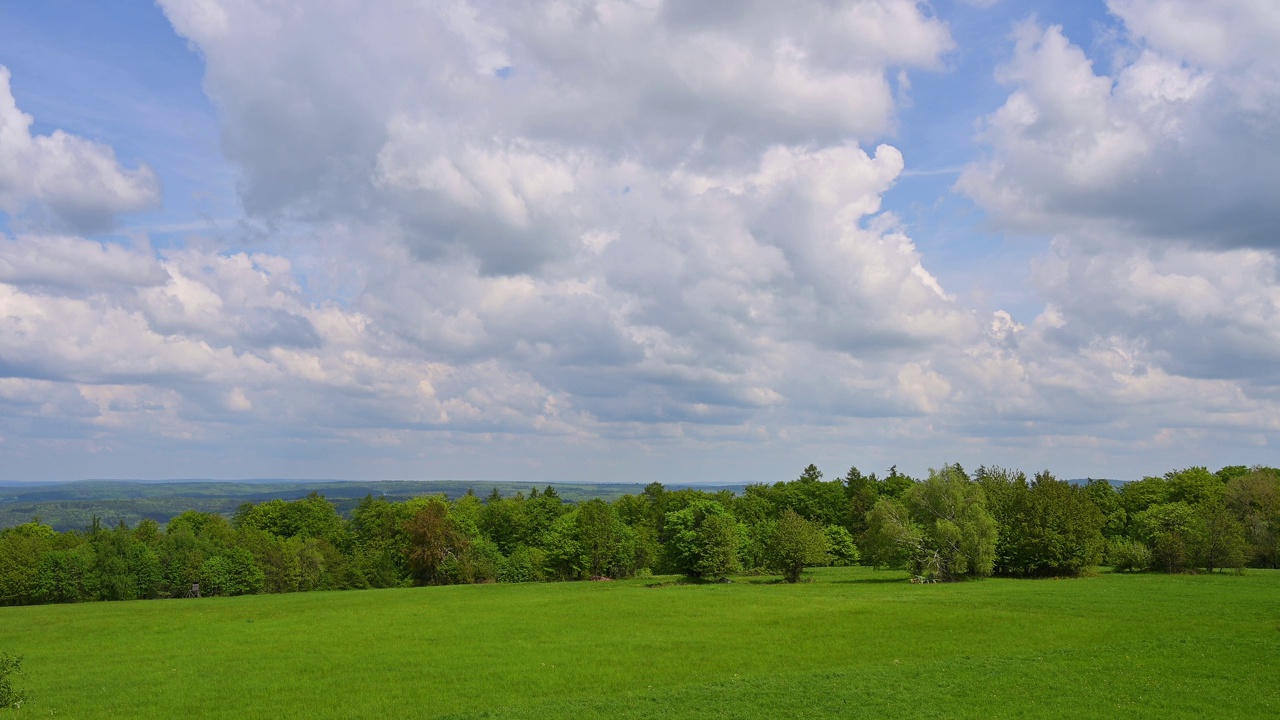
1 567 1277 719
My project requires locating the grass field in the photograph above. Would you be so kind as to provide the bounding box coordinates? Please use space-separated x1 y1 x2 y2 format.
1 567 1277 718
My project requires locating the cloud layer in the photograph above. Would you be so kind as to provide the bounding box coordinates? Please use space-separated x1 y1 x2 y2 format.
0 1 1277 481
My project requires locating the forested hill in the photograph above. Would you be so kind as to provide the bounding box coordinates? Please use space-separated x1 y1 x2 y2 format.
0 480 744 532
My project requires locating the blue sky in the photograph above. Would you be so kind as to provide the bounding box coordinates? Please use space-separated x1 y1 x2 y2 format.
0 1 233 235
0 0 1276 484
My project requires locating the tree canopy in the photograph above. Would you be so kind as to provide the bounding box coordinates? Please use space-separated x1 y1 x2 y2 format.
1 461 1274 607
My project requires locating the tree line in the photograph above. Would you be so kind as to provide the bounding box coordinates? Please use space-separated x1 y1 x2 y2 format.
1 463 1276 605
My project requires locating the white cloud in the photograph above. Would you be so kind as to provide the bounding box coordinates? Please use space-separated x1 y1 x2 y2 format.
944 3 1280 468
1111 0 1280 77
2 0 993 471
0 234 168 291
957 5 1280 249
1030 240 1280 384
0 67 160 232
4 1 1279 481
157 0 952 237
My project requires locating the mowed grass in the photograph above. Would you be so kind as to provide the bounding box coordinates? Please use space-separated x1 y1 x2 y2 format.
2 567 1278 719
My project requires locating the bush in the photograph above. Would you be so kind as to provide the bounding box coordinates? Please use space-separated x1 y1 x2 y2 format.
1109 539 1153 573
498 546 547 583
824 526 860 566
0 653 29 711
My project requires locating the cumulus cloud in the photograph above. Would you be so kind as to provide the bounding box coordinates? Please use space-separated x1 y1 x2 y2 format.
0 234 595 442
159 0 952 270
4 1 1279 481
1031 240 1280 385
0 67 160 232
0 1 993 475
957 4 1280 249
145 0 977 426
946 2 1280 464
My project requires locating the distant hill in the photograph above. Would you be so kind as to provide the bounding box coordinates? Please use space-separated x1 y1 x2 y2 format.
1067 478 1126 488
0 479 745 532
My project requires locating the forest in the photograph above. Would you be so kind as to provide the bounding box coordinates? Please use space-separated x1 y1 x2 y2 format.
1 463 1277 605
0 479 716 533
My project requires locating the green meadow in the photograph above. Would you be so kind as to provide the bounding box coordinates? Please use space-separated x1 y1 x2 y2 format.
1 567 1277 719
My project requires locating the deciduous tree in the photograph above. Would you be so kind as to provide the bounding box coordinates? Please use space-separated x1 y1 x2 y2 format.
863 465 997 581
768 510 830 583
404 500 469 585
663 500 741 580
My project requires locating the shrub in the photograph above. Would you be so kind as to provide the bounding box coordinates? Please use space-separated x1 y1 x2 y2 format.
498 546 547 583
824 526 860 566
1109 539 1153 573
0 653 29 712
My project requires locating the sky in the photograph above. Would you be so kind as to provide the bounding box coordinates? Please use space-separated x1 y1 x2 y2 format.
0 0 1277 484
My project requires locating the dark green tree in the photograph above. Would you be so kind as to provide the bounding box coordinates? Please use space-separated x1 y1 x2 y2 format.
1118 476 1171 519
844 466 879 537
1195 501 1247 573
403 500 469 585
983 471 1105 577
199 547 264 596
739 519 777 572
878 466 916 499
575 499 637 579
479 494 528 554
663 500 741 580
798 464 823 482
1082 479 1127 540
92 523 141 601
1132 502 1201 573
497 545 547 583
862 497 920 570
348 495 412 588
693 513 741 580
33 545 98 603
1225 468 1280 567
541 511 584 581
1165 467 1225 506
233 493 348 546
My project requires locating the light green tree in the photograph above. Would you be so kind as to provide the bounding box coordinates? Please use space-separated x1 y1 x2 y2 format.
863 465 997 581
768 509 831 582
